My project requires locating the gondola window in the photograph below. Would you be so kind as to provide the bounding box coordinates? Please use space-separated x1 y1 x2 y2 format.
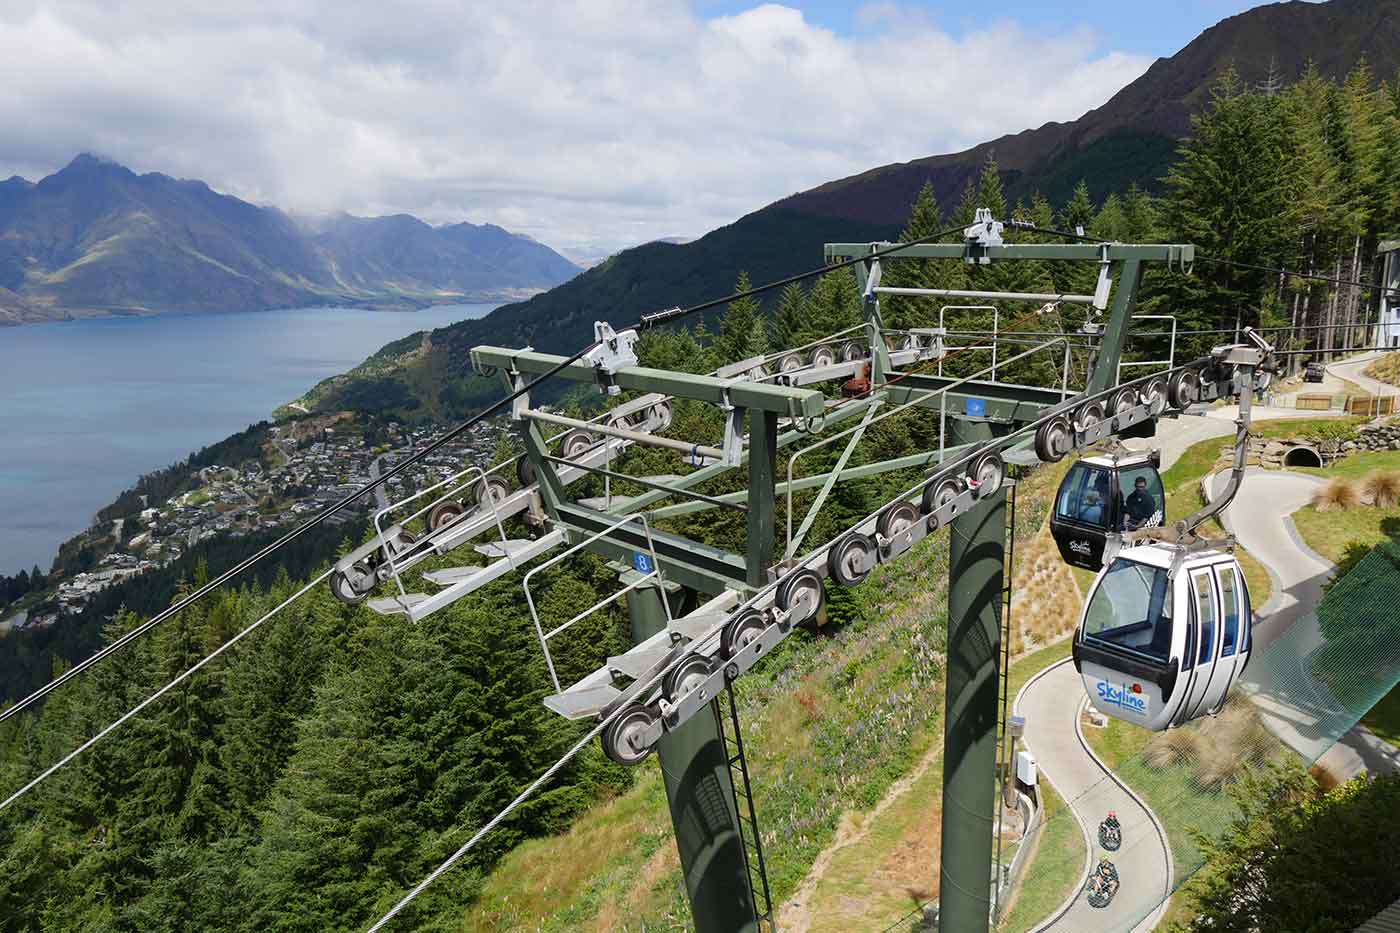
1083 559 1174 662
1219 566 1240 657
1194 572 1216 664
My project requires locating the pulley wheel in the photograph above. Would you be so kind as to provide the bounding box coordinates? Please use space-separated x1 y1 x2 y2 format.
427 499 467 530
1167 370 1199 410
1142 378 1169 416
1077 400 1106 431
601 703 659 767
900 333 918 351
840 340 864 362
1034 417 1073 463
663 653 717 704
476 475 510 510
648 399 674 432
827 532 876 586
968 452 1005 498
721 609 768 660
561 429 594 460
877 501 920 539
775 568 825 625
1109 387 1138 420
516 456 537 487
921 476 963 521
810 346 837 367
330 561 377 605
778 352 804 373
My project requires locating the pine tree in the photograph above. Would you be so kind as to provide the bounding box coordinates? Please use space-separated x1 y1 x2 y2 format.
951 176 979 226
769 281 809 349
1161 68 1293 345
974 155 1007 222
883 181 955 328
1060 181 1096 233
717 272 763 364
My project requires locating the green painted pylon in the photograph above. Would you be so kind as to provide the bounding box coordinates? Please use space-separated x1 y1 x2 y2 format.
938 416 1007 933
627 580 759 932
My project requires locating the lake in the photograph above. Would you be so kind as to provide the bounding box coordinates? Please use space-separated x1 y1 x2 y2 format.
0 303 498 576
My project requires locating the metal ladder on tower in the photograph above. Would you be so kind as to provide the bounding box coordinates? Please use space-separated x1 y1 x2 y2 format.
716 682 775 932
992 478 1019 918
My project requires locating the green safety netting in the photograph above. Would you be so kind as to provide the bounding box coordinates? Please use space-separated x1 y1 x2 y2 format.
875 542 1400 932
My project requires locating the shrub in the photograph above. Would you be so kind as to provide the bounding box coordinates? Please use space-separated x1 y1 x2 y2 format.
1312 477 1358 511
1362 471 1400 509
1144 728 1201 770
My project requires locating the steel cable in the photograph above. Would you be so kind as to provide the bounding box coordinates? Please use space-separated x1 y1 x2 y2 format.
0 223 977 727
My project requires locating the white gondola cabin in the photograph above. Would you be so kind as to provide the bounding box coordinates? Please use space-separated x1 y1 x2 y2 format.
1073 543 1251 731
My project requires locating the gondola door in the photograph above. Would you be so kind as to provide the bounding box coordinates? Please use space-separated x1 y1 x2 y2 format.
1209 563 1248 705
1179 567 1221 722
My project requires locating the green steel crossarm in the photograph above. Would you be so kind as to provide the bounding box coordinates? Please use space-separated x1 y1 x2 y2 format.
471 346 825 417
785 401 881 559
824 243 1195 264
644 442 980 520
883 379 1062 424
606 396 883 517
555 502 749 592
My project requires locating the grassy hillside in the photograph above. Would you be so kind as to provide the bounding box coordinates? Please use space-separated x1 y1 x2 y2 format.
458 459 1083 930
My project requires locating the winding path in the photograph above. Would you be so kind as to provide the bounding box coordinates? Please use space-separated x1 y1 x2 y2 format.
1208 468 1400 778
1018 663 1171 932
1325 350 1396 398
1013 409 1371 933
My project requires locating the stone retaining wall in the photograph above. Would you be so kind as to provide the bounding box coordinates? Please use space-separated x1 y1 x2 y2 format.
1243 420 1400 468
1349 422 1400 453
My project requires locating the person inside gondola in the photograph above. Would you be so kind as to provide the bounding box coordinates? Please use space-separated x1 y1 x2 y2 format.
1080 488 1105 526
1123 475 1158 530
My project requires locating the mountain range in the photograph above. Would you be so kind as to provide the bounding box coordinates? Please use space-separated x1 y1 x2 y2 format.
290 0 1399 420
0 156 581 325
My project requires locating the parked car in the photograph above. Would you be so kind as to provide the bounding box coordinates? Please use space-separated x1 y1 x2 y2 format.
1304 362 1325 383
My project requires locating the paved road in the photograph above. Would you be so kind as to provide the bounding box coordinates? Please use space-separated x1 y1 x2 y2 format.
1019 662 1171 932
1207 468 1400 778
1326 351 1396 398
1124 404 1342 472
369 452 392 511
1015 409 1394 933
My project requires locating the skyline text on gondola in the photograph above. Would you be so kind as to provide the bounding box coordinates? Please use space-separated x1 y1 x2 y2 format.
1095 679 1148 716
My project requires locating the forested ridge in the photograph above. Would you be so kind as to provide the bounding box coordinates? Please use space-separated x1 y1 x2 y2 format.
3 62 1400 930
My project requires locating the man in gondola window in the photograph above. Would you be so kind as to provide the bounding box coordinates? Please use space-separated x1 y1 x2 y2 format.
1123 475 1157 530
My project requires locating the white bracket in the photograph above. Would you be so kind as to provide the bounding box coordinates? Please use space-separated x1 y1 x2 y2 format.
963 208 1004 264
584 322 639 395
719 381 744 468
510 368 530 420
1092 244 1113 312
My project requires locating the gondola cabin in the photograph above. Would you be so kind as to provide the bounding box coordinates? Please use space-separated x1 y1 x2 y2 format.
1051 451 1165 570
1072 543 1252 731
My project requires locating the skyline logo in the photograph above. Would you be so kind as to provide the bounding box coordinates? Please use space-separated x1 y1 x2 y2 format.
1070 539 1092 556
1095 679 1149 716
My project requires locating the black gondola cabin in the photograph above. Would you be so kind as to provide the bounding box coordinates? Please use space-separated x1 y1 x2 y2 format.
1051 451 1165 570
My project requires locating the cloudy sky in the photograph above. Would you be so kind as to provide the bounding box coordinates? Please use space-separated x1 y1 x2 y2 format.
0 1 1267 264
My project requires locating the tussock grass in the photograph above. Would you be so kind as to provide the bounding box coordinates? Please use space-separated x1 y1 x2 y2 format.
1312 477 1359 511
1362 471 1400 508
1141 699 1271 791
1144 728 1202 770
1007 459 1082 655
1364 352 1400 388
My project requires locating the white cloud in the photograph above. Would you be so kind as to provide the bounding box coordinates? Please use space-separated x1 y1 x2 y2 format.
0 1 1151 262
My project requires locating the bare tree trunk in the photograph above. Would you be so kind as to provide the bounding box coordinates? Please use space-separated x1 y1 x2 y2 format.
1347 234 1363 351
1325 256 1341 359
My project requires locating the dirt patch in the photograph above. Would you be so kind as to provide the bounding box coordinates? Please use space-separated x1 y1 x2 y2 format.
780 737 944 932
